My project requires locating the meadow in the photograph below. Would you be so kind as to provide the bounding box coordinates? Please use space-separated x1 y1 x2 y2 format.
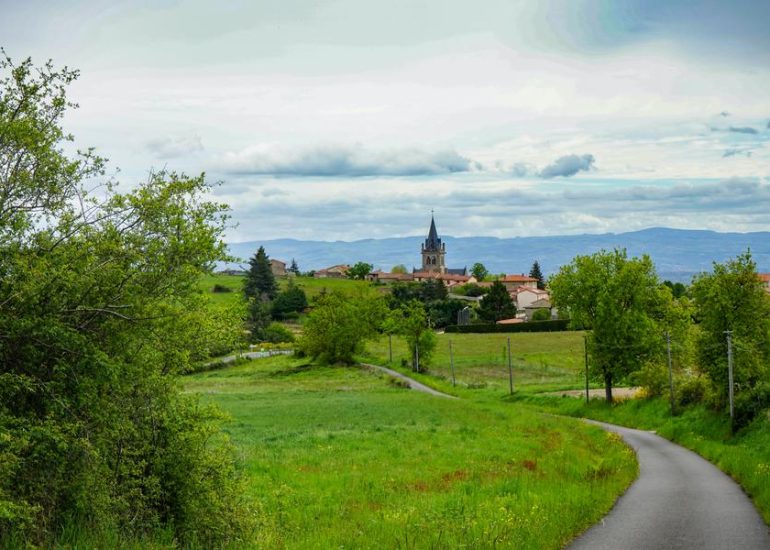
185 355 637 549
363 331 590 394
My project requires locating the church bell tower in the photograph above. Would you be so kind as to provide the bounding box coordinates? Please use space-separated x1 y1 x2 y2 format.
421 213 446 273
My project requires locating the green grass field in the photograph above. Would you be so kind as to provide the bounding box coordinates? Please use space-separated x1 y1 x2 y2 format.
185 354 636 548
363 331 591 394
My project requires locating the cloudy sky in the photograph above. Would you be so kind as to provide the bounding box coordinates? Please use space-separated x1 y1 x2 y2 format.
3 0 770 242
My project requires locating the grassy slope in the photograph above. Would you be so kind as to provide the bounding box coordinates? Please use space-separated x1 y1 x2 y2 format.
185 355 636 549
518 395 770 526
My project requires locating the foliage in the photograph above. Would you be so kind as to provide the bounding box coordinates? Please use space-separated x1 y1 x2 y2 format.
471 262 489 281
246 298 273 342
691 251 770 423
271 279 308 320
0 54 250 545
529 261 546 290
262 322 296 343
453 282 488 297
299 290 386 364
663 280 688 299
288 258 300 275
391 264 408 274
386 301 437 371
212 283 233 293
243 246 277 300
445 320 570 333
477 281 516 322
549 249 666 402
347 261 373 280
531 308 551 321
426 298 467 329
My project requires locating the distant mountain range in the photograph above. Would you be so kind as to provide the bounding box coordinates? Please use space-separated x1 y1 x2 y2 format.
224 228 770 283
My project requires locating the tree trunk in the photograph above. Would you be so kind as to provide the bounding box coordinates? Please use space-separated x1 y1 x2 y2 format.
604 372 613 403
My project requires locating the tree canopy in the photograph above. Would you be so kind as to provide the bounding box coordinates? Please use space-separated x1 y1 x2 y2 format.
477 281 516 322
691 251 770 423
347 261 373 280
0 53 249 545
244 246 278 300
529 261 546 290
549 249 665 402
471 262 489 281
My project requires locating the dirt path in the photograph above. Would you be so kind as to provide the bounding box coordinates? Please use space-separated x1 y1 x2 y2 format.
547 387 641 399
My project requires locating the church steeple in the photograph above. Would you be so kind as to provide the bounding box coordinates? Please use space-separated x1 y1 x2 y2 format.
421 212 446 273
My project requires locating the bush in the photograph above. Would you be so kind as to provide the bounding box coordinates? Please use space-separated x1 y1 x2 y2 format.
445 319 570 333
732 382 770 430
631 362 669 398
676 375 710 407
211 283 233 293
261 322 296 343
531 308 551 321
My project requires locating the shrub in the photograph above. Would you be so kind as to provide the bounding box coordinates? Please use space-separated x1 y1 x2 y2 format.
531 308 551 321
445 320 570 333
212 283 233 293
262 322 296 343
676 375 710 407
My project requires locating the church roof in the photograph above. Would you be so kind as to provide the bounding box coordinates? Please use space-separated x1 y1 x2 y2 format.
424 214 442 251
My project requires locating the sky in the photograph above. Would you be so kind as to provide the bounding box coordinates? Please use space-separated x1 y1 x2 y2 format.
3 0 770 242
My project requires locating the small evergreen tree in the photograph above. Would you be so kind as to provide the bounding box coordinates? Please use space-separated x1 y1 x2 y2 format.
289 258 300 275
271 280 308 320
477 281 516 322
243 246 277 300
530 261 545 290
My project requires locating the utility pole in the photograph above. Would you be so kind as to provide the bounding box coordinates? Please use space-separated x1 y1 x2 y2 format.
666 331 675 416
725 331 734 423
584 334 589 404
507 336 514 395
415 343 420 373
449 340 456 387
388 334 393 364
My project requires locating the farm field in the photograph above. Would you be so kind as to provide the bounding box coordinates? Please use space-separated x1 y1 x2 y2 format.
363 331 590 395
185 354 636 548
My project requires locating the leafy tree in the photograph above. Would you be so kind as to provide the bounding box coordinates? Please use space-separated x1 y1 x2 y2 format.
663 280 687 299
427 299 467 329
347 261 373 280
0 53 249 545
691 251 770 421
471 262 489 281
421 278 448 301
530 261 546 290
550 249 665 402
387 301 437 372
271 279 308 320
531 308 551 321
300 290 386 364
454 283 488 297
391 264 408 274
477 281 516 322
289 258 300 275
243 246 277 300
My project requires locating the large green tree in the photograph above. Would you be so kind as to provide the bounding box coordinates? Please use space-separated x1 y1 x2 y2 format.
299 290 386 364
477 281 516 322
243 246 277 300
691 251 770 422
550 249 665 402
347 261 373 280
0 53 249 545
471 262 489 281
385 301 437 372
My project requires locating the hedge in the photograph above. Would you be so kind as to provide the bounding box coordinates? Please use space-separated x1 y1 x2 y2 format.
444 319 570 333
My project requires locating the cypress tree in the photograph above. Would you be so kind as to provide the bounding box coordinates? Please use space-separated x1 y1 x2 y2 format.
477 281 516 322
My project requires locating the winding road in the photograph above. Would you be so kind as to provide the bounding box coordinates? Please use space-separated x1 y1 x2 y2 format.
570 421 770 549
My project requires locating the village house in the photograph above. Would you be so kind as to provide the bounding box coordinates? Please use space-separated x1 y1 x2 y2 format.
500 274 539 292
314 264 350 279
269 259 287 277
760 273 770 293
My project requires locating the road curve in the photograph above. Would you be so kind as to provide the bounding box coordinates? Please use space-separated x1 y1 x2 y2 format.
570 420 770 550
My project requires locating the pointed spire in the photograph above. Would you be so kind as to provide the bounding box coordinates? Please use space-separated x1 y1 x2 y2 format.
424 212 441 251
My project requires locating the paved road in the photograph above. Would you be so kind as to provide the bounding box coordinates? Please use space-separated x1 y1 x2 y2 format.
360 363 456 398
570 420 770 550
210 349 293 365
